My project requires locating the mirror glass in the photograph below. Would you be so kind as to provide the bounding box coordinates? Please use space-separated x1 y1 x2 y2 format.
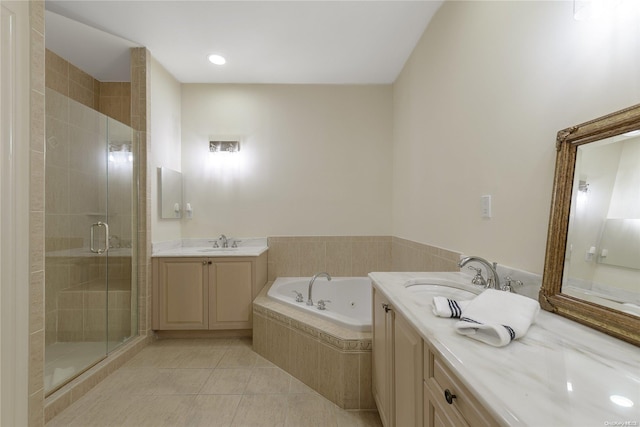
541 103 640 347
562 134 640 317
159 167 183 219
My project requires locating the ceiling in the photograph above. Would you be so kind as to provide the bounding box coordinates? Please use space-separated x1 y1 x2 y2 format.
44 1 444 84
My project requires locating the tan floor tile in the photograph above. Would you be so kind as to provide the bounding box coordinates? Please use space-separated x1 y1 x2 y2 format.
178 347 227 368
285 393 337 427
218 348 258 368
151 368 212 395
119 395 194 427
185 394 242 427
335 409 383 427
46 338 382 427
245 367 291 394
123 345 185 367
200 368 252 394
231 394 289 427
255 354 276 367
91 366 159 395
54 394 136 426
289 376 319 394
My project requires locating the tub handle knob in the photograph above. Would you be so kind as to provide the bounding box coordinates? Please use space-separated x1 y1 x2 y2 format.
317 300 331 310
292 291 304 303
382 303 392 313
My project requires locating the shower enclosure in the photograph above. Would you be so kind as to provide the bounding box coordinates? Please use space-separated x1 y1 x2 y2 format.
44 88 138 394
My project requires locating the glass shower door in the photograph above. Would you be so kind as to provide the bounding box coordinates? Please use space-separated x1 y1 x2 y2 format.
105 118 138 352
44 89 138 394
44 88 109 393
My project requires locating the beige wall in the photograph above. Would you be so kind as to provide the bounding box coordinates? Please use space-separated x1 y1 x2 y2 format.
179 84 393 239
150 57 182 243
392 1 640 274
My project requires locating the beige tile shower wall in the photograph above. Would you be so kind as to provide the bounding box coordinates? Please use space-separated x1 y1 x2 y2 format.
130 47 151 337
99 82 131 126
45 49 99 110
391 237 460 272
45 49 131 126
30 2 46 425
266 236 392 281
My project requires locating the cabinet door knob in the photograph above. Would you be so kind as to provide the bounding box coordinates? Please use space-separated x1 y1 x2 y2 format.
444 389 457 405
202 261 208 265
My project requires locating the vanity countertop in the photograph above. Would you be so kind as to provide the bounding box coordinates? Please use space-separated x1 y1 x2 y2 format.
369 271 640 427
152 237 268 257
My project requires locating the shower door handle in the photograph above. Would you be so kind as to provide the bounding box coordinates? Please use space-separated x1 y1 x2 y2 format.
90 221 110 254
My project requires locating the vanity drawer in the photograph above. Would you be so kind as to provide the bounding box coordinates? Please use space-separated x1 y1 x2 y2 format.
424 344 497 427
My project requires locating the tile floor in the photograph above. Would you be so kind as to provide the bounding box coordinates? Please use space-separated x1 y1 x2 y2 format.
46 337 383 427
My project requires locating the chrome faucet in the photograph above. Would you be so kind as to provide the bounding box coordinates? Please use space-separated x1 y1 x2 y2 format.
458 256 500 290
307 272 332 306
219 234 228 248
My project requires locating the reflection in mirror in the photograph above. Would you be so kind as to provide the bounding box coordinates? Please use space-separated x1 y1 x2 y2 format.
541 103 640 347
562 135 640 317
159 167 183 219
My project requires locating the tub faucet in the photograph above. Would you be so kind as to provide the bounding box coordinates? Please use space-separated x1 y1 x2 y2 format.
307 272 332 306
458 256 500 290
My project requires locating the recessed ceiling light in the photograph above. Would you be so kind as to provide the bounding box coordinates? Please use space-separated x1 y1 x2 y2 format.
208 54 226 65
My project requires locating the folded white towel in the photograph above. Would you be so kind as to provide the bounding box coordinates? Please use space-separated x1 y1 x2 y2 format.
454 289 540 347
432 297 470 318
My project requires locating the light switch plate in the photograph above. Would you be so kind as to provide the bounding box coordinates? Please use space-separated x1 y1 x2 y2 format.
481 195 492 218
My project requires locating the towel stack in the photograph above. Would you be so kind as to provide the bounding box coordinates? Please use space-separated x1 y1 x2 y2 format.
432 289 540 347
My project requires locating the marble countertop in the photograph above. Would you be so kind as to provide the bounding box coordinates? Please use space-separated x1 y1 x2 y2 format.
369 271 640 427
152 237 268 257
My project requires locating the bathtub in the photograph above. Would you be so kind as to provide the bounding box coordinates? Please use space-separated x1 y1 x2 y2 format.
266 276 371 332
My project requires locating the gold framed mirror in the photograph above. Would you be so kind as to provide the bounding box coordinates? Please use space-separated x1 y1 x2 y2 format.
540 103 640 347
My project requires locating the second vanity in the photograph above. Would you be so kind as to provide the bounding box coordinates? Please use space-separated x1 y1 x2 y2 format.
151 238 268 331
370 272 640 427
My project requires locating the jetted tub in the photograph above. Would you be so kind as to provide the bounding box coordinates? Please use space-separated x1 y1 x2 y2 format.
266 276 372 332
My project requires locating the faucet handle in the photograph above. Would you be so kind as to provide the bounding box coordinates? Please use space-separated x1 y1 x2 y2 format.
467 266 487 287
292 291 304 303
317 300 331 310
501 276 523 292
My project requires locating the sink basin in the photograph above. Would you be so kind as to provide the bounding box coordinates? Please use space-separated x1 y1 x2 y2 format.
404 279 480 309
197 248 239 253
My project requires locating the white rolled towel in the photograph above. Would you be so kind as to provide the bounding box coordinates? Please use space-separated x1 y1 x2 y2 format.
454 289 540 347
432 297 471 318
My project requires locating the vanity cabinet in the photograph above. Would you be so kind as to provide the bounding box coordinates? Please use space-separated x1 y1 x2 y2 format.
372 284 498 427
423 343 497 427
152 253 267 331
372 287 423 427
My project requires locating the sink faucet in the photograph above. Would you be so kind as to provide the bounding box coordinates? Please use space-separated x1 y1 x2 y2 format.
458 256 500 290
219 234 228 248
307 272 332 306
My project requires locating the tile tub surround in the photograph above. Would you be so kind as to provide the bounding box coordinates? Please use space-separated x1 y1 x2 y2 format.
370 272 640 426
253 284 374 410
266 236 392 281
